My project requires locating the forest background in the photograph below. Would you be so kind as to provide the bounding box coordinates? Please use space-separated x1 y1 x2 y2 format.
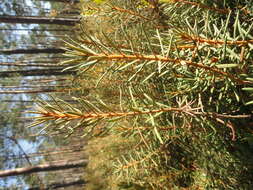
0 0 86 189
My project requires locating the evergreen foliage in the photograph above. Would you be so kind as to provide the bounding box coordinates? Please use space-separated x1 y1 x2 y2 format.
30 0 253 189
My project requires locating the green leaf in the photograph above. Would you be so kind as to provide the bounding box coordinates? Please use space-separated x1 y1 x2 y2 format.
216 64 239 68
245 100 253 105
246 78 253 82
142 72 156 83
233 89 240 102
27 120 48 128
242 88 253 91
119 60 139 70
154 126 164 144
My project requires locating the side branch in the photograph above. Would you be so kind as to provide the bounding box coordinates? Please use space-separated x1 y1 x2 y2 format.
173 0 229 14
76 52 247 84
34 105 194 120
181 34 253 46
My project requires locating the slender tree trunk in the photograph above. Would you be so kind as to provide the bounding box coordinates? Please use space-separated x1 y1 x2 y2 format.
0 62 62 67
22 77 68 83
28 179 86 190
34 34 67 38
0 68 75 77
0 16 79 25
0 89 71 94
37 0 80 3
1 99 75 103
1 84 69 88
40 56 69 59
0 160 87 177
0 48 65 54
0 28 73 32
17 60 62 63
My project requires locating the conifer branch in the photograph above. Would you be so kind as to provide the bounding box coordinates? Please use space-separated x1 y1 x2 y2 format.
75 52 247 84
181 34 253 46
173 0 230 14
32 103 198 121
111 6 151 21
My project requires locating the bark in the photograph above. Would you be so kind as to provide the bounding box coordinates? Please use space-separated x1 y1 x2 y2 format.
40 56 69 59
1 99 75 103
0 62 62 67
0 89 70 94
0 160 87 177
37 0 80 3
0 28 73 32
22 77 68 83
0 16 80 25
1 85 69 88
28 179 86 190
19 60 62 63
34 34 66 38
0 48 65 54
0 68 75 78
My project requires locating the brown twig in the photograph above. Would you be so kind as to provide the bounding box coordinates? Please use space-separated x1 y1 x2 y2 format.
75 52 248 85
215 118 236 141
194 111 250 141
195 112 252 119
173 0 230 14
33 105 195 120
181 34 253 46
111 6 151 21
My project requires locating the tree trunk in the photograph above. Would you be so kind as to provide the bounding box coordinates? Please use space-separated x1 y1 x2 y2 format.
0 16 80 25
0 160 87 177
0 28 73 32
1 84 69 88
0 89 72 94
0 62 62 67
0 48 65 54
37 0 80 3
0 68 75 77
28 179 86 190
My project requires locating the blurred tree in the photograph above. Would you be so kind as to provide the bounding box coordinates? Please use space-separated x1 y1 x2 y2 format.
0 159 87 177
0 15 79 25
0 0 84 189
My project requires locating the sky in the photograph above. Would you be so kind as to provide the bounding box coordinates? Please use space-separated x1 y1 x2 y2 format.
0 0 53 188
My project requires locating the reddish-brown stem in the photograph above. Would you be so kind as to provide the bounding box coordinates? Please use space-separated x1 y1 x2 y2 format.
173 0 230 14
215 118 236 141
76 52 247 84
111 6 151 21
38 106 189 120
181 34 253 46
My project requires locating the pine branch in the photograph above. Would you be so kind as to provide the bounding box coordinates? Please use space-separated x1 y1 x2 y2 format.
172 0 230 14
74 52 248 84
181 34 253 46
31 102 198 120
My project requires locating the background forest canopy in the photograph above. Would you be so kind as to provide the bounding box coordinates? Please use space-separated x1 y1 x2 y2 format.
1 0 253 190
0 0 86 189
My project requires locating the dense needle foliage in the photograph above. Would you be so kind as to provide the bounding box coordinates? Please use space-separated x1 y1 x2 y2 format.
29 0 253 189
